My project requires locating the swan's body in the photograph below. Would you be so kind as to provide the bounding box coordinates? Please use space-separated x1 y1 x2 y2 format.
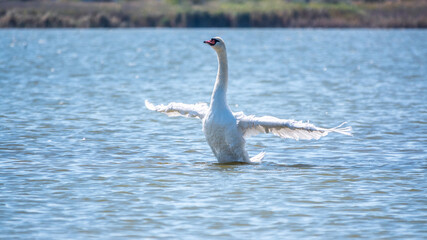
145 37 351 163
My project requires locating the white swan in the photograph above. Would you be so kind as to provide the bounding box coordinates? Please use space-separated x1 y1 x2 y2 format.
145 37 352 163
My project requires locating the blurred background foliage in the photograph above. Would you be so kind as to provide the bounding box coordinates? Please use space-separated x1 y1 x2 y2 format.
0 0 425 27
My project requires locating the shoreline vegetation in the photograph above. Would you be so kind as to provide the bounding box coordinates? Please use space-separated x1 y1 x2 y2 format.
0 0 426 28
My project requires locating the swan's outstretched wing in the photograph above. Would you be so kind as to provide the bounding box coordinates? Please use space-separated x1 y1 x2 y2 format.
235 112 352 140
145 100 208 120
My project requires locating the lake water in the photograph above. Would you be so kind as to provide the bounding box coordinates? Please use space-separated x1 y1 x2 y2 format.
0 29 426 239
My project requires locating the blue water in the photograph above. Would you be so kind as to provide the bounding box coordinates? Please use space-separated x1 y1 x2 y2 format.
0 29 426 239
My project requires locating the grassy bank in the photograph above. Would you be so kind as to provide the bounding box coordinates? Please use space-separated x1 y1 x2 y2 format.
0 0 426 28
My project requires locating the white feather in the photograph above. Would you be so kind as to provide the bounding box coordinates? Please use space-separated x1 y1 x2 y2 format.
145 100 208 120
236 113 352 141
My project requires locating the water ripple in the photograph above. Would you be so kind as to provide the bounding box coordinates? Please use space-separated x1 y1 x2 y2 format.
0 29 426 239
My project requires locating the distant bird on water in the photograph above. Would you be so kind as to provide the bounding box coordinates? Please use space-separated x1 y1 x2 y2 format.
145 37 352 163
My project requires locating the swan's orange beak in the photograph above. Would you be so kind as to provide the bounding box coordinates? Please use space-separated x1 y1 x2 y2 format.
204 39 217 46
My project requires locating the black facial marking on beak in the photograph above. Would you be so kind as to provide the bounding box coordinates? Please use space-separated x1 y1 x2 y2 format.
204 38 219 46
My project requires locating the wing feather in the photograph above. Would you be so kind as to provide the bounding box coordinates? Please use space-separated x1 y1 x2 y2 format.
145 100 208 120
236 113 352 140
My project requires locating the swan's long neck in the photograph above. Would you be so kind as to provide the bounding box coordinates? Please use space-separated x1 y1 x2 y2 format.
210 49 228 108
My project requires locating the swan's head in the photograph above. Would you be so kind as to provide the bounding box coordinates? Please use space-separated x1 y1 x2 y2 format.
204 37 226 52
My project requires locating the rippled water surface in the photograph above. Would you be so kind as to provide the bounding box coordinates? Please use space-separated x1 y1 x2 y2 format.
1 29 426 239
